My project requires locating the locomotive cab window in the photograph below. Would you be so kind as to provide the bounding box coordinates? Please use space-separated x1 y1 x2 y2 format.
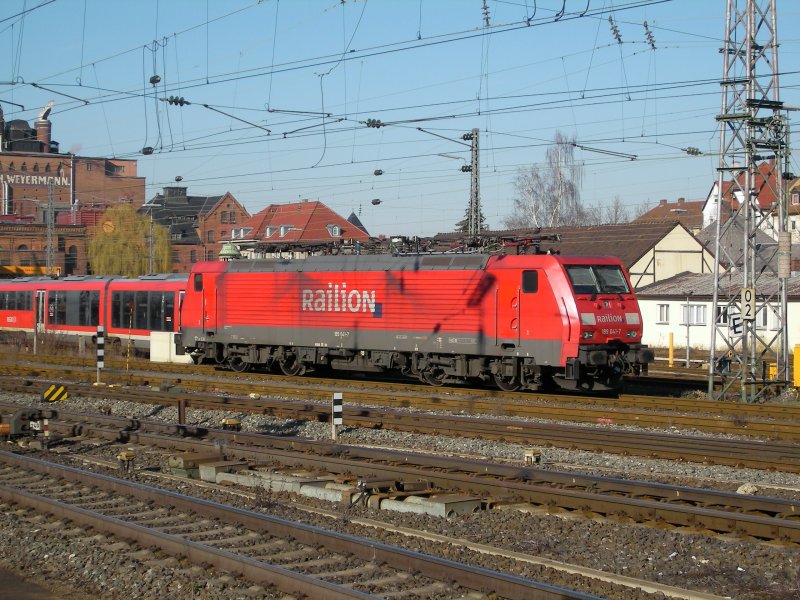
521 270 538 293
193 274 203 292
565 265 630 295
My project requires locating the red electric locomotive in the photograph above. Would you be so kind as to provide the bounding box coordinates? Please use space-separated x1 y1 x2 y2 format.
0 274 187 352
179 254 653 391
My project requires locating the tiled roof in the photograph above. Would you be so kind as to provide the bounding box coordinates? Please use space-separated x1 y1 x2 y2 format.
347 211 369 235
694 215 778 271
436 222 684 268
239 200 370 244
147 186 223 223
636 271 800 299
723 159 796 210
633 198 704 228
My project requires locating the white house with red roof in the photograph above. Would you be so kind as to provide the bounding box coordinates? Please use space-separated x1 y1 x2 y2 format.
229 200 370 258
701 159 796 236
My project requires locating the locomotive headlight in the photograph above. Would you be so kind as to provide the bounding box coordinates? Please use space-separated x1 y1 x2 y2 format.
626 330 638 338
582 330 595 339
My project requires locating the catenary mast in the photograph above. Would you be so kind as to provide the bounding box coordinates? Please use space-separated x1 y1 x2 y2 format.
708 0 791 402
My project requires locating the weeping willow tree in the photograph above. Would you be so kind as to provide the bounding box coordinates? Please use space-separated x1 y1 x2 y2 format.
88 203 171 276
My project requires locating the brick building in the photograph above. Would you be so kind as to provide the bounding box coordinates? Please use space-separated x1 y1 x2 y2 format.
231 200 371 258
142 186 251 272
0 104 145 275
0 221 88 276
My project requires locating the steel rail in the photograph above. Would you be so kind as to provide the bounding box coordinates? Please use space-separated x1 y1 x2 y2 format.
2 378 800 473
3 354 800 430
23 409 800 544
0 450 595 600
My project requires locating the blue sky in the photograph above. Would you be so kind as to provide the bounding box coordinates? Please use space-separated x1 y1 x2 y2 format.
1 0 798 237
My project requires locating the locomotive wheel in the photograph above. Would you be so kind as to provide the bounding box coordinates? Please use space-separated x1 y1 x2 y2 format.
228 356 251 373
279 355 305 376
423 368 446 387
493 373 521 392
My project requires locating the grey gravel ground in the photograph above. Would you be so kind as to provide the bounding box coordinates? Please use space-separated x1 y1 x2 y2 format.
1 389 799 599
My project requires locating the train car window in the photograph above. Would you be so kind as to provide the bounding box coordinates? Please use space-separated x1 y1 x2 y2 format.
565 266 598 295
17 292 32 311
90 291 100 326
565 265 630 295
50 291 67 324
135 292 149 330
193 273 203 292
0 292 8 310
521 270 538 293
111 293 121 328
594 265 630 293
149 293 165 331
78 291 90 325
121 292 135 328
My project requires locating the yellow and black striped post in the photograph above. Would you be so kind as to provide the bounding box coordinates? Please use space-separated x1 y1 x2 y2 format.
42 384 68 402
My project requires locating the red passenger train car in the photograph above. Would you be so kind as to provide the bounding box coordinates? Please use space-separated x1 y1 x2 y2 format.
0 274 188 352
179 254 653 390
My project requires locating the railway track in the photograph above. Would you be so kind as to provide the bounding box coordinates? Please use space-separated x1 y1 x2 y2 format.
2 353 800 439
8 403 800 546
0 450 593 600
2 376 800 474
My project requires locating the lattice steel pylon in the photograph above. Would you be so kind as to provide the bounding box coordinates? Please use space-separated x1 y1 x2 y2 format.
464 128 481 240
708 0 791 402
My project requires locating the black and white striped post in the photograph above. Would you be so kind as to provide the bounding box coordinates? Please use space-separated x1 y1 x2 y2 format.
96 326 105 384
331 392 343 440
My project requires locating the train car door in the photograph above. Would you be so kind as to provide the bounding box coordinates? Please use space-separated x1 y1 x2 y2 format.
193 273 217 335
176 290 185 330
35 289 46 333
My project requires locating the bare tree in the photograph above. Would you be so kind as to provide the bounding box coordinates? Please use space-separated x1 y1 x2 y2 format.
504 132 585 229
604 195 630 224
580 196 631 226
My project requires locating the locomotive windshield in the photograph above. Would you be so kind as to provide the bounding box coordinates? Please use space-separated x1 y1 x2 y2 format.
565 265 630 295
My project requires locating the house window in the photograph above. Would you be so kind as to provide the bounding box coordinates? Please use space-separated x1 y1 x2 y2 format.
326 224 341 237
264 226 276 238
221 212 229 224
229 212 236 224
756 307 768 330
219 230 227 240
657 304 669 324
682 303 706 326
715 305 728 325
792 192 799 205
207 230 215 243
190 250 197 263
86 163 93 171
279 225 292 237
